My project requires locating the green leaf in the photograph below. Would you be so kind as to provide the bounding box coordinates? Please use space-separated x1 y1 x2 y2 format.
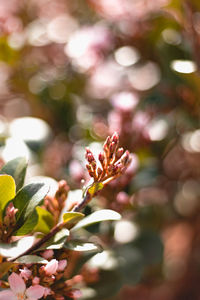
62 212 85 225
0 236 35 258
0 262 14 278
65 240 102 252
87 182 104 197
34 207 54 234
0 157 27 192
72 209 121 232
35 228 69 252
0 174 16 221
13 183 49 231
15 210 38 235
14 255 48 264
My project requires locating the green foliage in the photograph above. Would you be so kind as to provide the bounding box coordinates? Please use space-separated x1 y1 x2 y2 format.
64 240 102 252
87 182 104 197
0 236 35 258
72 209 121 232
0 174 15 221
12 183 49 235
35 228 69 251
0 157 27 192
34 207 54 234
62 211 85 225
14 255 48 264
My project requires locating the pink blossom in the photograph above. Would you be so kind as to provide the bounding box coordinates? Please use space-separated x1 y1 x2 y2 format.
19 267 32 281
41 249 54 260
32 277 40 285
43 288 51 297
0 273 45 300
44 259 58 275
57 259 67 271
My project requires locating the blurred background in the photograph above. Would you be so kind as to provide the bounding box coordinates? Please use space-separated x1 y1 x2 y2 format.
0 0 200 299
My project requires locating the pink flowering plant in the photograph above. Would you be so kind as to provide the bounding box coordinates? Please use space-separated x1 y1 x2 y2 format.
0 133 131 300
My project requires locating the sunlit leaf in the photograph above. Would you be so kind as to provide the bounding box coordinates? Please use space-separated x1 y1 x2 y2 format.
34 206 54 234
0 174 16 221
87 182 104 197
0 236 35 258
62 212 84 225
35 228 69 252
0 157 28 192
14 255 48 264
65 240 102 252
72 209 121 232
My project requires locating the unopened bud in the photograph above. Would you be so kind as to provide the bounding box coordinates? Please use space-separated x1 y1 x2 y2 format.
98 152 105 163
109 141 116 153
97 167 102 176
103 136 111 151
87 153 95 163
116 148 124 159
111 132 119 144
91 160 96 169
120 150 130 165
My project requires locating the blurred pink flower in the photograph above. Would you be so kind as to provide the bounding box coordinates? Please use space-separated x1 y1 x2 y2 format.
44 259 58 275
41 249 54 259
57 259 67 271
19 267 32 281
111 92 139 113
0 272 44 300
65 24 112 71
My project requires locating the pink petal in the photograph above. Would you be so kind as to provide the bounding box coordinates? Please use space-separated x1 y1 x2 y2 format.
57 259 67 271
41 249 53 260
8 272 26 295
44 259 58 275
0 289 16 300
26 285 45 300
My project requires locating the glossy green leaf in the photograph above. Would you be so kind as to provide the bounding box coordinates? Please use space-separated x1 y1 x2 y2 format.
62 212 85 225
72 209 121 232
0 236 35 258
14 255 48 264
15 210 38 236
35 228 69 252
13 183 49 231
0 157 28 192
65 240 102 252
0 174 16 221
34 207 54 234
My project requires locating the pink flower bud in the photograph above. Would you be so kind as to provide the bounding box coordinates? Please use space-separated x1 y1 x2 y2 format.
109 141 116 153
32 277 40 285
97 167 102 176
98 152 105 162
44 259 58 275
42 249 54 260
116 147 124 159
87 153 95 163
57 260 67 271
120 150 130 165
111 132 119 143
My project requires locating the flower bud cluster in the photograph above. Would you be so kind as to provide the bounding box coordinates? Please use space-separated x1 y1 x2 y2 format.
0 202 18 242
85 132 132 185
44 180 69 224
